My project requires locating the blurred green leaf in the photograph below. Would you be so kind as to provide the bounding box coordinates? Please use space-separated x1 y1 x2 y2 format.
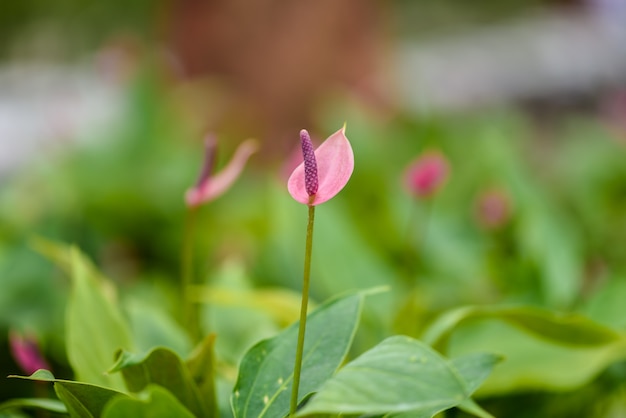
109 347 209 417
191 284 304 328
0 397 67 414
64 247 133 390
186 334 219 418
447 319 626 395
126 301 192 357
10 369 128 418
423 305 622 351
582 276 626 330
231 292 363 418
101 385 195 418
297 336 500 417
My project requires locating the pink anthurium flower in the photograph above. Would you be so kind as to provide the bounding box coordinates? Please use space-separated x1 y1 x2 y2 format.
288 126 354 206
9 330 50 375
404 150 449 198
185 135 258 207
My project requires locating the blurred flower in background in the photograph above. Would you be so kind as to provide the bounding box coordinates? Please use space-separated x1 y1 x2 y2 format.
475 187 512 230
8 330 50 375
404 150 449 199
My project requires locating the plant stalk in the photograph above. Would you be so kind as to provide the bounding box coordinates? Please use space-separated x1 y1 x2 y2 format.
182 206 200 343
290 204 316 416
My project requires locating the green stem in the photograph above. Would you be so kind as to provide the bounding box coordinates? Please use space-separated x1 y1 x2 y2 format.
182 206 200 343
404 197 434 272
290 204 316 416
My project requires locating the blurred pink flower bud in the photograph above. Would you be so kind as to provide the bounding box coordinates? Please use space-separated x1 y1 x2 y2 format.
288 125 354 206
9 330 50 375
475 188 511 229
404 150 450 198
185 136 258 207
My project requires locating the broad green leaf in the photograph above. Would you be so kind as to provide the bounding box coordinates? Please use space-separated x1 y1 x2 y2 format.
448 319 626 395
0 398 67 414
109 347 208 417
186 334 219 418
66 247 133 390
297 336 499 417
232 293 364 418
422 305 621 351
102 385 195 418
10 369 128 418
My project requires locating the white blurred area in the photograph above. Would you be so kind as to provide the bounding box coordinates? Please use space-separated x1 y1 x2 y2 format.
1 1 626 176
0 61 124 178
396 5 626 111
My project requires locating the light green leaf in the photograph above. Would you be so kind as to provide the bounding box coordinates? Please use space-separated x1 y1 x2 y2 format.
102 385 195 418
422 305 621 351
109 346 208 417
10 370 128 418
232 293 363 418
297 336 499 417
66 247 133 390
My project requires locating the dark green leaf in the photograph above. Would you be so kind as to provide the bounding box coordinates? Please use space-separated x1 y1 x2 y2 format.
101 385 195 418
109 346 208 417
297 336 498 417
232 293 363 418
10 370 129 418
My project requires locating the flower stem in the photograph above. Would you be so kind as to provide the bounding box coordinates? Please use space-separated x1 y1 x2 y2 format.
290 204 316 416
182 206 200 343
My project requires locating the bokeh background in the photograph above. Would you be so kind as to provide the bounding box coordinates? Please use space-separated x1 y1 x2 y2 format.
1 1 626 417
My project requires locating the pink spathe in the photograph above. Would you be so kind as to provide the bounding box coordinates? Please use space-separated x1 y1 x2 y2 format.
185 138 258 207
405 150 449 198
288 126 354 206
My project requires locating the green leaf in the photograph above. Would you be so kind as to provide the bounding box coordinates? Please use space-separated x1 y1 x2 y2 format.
456 399 494 418
450 353 502 395
232 292 364 418
186 334 219 417
422 305 621 351
109 346 209 417
297 336 500 417
450 354 501 418
102 385 195 418
65 247 134 390
10 370 129 418
0 398 67 414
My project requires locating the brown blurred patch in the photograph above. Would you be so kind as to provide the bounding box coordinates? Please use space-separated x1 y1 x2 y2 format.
168 0 387 158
